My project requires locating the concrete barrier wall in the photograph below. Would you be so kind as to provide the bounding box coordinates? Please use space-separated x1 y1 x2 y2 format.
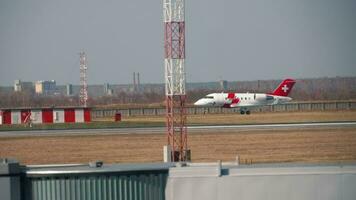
166 163 356 200
2 160 356 200
91 101 356 118
0 159 21 200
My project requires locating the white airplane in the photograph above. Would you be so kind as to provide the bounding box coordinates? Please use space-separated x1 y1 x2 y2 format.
194 79 296 114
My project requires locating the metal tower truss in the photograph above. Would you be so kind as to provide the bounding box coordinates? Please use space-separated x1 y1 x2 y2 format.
165 95 188 161
164 59 185 95
79 52 88 107
163 0 189 162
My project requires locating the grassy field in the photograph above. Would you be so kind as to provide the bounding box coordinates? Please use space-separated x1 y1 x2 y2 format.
0 127 355 165
1 111 356 165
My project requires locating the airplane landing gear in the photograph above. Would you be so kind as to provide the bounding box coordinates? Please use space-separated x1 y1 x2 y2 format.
240 109 251 115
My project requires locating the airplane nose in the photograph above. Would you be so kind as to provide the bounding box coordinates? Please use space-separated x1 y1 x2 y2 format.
194 99 204 106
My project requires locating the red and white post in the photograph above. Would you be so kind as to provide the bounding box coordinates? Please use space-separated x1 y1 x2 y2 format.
163 0 189 162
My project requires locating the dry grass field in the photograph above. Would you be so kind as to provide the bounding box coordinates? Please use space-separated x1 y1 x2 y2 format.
0 128 355 165
1 111 356 165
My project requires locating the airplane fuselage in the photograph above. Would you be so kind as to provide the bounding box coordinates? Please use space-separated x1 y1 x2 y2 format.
194 93 292 108
194 78 296 114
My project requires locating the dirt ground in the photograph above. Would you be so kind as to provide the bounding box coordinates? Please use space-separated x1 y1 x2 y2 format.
0 127 355 165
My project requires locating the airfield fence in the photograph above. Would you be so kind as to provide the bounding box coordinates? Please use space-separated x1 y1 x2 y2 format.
91 101 356 118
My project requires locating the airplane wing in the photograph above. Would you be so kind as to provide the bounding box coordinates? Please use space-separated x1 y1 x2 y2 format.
228 98 240 108
230 103 239 108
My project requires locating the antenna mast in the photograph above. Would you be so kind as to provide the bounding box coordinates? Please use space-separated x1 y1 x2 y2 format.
79 52 88 107
163 0 189 161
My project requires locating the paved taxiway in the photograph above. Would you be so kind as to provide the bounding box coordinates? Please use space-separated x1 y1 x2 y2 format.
0 121 356 137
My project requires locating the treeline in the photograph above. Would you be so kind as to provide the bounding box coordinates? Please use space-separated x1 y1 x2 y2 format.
0 91 79 108
0 77 355 108
0 90 165 108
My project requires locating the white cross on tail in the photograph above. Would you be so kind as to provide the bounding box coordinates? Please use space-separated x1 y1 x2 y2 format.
282 84 289 93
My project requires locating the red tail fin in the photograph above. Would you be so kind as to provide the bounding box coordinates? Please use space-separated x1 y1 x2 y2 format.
272 79 296 96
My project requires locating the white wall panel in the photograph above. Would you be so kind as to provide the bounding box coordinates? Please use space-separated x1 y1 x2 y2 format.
53 109 64 123
75 109 84 123
30 110 42 124
11 111 21 124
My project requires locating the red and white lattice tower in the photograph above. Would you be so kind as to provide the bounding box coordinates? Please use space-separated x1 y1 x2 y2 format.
79 52 88 107
163 0 188 162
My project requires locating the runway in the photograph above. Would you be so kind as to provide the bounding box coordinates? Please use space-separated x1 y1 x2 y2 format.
1 121 356 137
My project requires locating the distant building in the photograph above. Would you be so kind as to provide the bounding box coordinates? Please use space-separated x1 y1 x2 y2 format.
107 89 114 95
14 80 34 93
66 84 73 96
137 72 141 92
220 80 228 91
132 72 142 93
103 83 110 94
35 80 56 95
14 80 21 92
103 83 114 95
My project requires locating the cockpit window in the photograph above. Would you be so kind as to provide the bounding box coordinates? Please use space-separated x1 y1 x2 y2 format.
204 96 214 99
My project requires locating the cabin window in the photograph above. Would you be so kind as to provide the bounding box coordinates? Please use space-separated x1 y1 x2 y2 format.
205 96 214 99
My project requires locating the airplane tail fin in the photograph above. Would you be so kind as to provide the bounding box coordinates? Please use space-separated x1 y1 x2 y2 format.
271 79 296 96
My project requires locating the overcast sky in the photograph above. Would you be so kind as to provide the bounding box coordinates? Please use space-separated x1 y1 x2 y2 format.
0 0 355 86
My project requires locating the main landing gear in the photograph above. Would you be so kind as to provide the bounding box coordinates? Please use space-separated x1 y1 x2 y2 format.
240 110 251 115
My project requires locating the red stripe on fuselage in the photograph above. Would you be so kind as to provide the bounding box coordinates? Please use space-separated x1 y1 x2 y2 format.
225 93 240 108
232 98 240 104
